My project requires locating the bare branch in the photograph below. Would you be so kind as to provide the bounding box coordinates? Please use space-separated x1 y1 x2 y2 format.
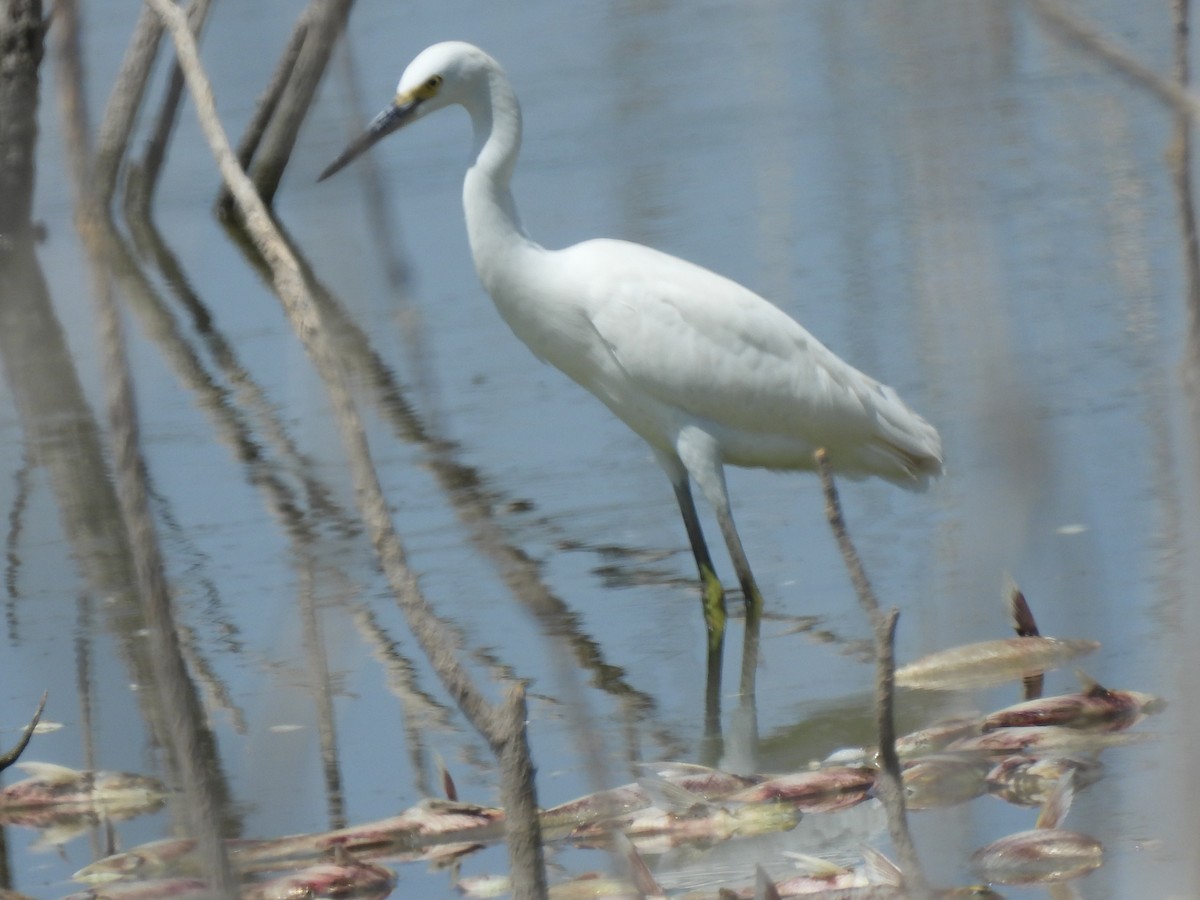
92 5 164 206
0 0 44 242
1026 0 1200 120
247 0 354 205
91 149 240 900
125 0 216 214
0 692 47 772
215 13 308 215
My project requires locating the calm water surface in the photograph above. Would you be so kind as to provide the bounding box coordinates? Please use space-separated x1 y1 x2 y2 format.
1 1 1197 897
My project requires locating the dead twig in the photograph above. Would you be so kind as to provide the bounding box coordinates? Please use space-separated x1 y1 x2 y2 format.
91 152 240 899
215 13 309 215
246 0 353 206
0 0 44 243
815 449 930 898
0 693 47 772
91 4 164 207
1169 0 1200 352
47 0 90 201
1025 0 1200 121
125 0 215 214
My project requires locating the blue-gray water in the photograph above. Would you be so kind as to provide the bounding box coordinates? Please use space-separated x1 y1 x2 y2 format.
1 1 1196 897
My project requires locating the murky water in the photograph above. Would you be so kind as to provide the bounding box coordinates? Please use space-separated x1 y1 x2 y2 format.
1 1 1197 897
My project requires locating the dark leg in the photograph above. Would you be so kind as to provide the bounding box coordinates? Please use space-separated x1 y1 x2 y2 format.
670 433 764 763
682 443 765 700
708 488 763 773
669 476 726 745
713 504 764 704
645 449 727 761
671 478 728 660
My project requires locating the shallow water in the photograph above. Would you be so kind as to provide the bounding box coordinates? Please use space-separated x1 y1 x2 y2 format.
1 1 1197 897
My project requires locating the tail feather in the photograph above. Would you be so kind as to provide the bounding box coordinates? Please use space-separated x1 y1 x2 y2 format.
863 383 943 487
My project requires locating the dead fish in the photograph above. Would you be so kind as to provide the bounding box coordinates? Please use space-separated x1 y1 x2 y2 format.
61 879 211 900
0 762 165 812
461 871 658 899
901 755 990 810
740 886 994 899
710 848 1001 899
971 828 1102 885
742 854 868 896
461 873 658 900
727 766 876 812
635 762 758 797
76 799 502 883
456 874 512 898
14 807 169 852
541 763 753 835
571 780 797 851
0 762 166 849
244 797 505 863
540 783 655 836
855 847 1004 899
948 725 1148 756
546 873 649 899
972 773 1102 885
245 847 396 900
980 674 1162 733
74 838 204 884
895 715 983 758
616 800 798 850
985 755 1103 807
896 638 1099 691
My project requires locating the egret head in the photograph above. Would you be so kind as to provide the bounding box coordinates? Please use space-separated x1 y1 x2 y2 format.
318 42 496 182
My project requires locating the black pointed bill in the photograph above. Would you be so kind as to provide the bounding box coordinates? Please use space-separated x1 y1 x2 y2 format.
317 97 419 182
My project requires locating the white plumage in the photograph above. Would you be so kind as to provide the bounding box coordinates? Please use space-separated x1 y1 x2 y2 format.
320 41 942 677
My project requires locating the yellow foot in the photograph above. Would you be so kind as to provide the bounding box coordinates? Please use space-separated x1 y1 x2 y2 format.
700 564 727 656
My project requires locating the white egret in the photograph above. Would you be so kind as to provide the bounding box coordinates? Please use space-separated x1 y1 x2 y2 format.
319 42 942 686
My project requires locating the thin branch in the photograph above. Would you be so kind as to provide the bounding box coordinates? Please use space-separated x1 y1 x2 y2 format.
815 449 929 898
298 559 346 829
1026 0 1200 121
0 692 47 772
47 0 90 202
91 4 164 206
125 0 216 213
0 0 44 241
1170 0 1200 353
91 164 239 897
4 455 33 640
247 0 354 205
215 14 308 215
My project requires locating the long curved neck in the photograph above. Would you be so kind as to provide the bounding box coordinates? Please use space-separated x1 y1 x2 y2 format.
462 70 540 293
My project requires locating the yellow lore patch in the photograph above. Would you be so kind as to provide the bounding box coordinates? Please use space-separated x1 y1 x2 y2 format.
401 74 443 106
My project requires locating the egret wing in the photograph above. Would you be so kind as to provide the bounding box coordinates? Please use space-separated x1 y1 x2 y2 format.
574 239 938 470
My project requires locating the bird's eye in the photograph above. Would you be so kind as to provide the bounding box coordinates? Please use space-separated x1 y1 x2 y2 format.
414 74 443 100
